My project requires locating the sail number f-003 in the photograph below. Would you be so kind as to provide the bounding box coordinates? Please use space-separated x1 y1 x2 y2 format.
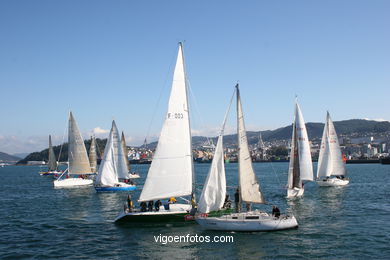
167 112 184 119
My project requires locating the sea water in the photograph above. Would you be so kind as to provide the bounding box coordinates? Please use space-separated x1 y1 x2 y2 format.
0 163 389 259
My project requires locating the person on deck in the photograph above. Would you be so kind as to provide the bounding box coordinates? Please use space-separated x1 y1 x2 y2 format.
272 205 280 218
140 202 147 212
148 201 154 211
127 195 133 212
234 188 241 213
154 200 162 211
169 197 177 204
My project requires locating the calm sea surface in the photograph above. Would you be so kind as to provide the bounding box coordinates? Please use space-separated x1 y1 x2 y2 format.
0 163 389 259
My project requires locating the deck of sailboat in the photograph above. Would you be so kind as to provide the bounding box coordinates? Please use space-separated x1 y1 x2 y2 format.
114 203 192 223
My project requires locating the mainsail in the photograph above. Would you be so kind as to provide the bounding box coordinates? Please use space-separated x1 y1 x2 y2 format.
68 112 92 175
121 132 130 172
95 121 128 186
317 112 346 178
139 43 193 202
236 84 264 204
47 135 57 172
89 136 97 173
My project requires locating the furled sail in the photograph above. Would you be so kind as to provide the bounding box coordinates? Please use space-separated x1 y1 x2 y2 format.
89 136 97 173
68 112 92 175
236 84 264 204
47 135 57 172
139 43 193 202
95 121 128 186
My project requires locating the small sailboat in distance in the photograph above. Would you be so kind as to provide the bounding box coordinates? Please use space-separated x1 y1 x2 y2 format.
287 100 314 198
316 112 349 186
196 84 298 231
121 132 140 179
89 136 98 174
94 121 136 192
115 43 195 223
54 112 94 188
39 135 61 176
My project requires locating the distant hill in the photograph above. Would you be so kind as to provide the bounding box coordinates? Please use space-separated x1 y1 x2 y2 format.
146 119 390 148
12 153 29 159
17 138 107 165
19 119 390 163
0 152 21 162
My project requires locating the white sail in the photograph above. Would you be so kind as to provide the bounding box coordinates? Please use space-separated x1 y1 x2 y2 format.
68 112 92 175
198 134 226 213
294 102 313 181
317 112 346 178
317 115 331 178
48 135 57 171
95 121 128 186
89 136 97 173
237 85 264 204
121 132 130 172
139 43 193 202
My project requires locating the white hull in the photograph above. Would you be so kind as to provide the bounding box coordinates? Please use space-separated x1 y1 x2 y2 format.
287 187 304 198
317 178 349 186
54 178 93 188
196 210 298 231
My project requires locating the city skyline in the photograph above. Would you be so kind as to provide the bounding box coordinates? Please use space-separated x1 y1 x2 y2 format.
1 1 389 154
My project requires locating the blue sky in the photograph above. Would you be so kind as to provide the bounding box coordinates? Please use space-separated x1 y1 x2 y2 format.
0 0 389 154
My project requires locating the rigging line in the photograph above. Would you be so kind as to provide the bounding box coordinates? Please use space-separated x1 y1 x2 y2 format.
143 48 177 145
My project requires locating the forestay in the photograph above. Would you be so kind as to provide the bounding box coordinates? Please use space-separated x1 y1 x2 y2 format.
68 112 92 175
139 43 193 202
236 85 264 204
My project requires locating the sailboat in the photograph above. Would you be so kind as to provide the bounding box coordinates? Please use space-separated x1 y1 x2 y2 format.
286 100 314 198
54 112 94 188
316 112 349 186
39 135 61 176
89 136 98 174
94 121 136 192
196 84 298 231
115 43 194 223
121 132 139 179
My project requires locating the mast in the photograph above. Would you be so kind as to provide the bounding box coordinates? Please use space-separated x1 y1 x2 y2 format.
181 42 196 206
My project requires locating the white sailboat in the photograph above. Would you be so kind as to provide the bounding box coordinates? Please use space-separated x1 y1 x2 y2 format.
94 121 136 192
121 132 139 179
39 135 61 176
287 101 314 198
317 112 349 186
89 136 97 174
196 84 298 231
54 112 94 188
115 43 195 223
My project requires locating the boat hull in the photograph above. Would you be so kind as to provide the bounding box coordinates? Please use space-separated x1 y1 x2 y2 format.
317 178 349 186
95 184 136 192
287 187 304 198
114 203 192 223
54 178 93 188
196 211 298 232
